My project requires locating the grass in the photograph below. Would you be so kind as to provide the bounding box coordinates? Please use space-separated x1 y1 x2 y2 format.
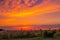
2 37 60 40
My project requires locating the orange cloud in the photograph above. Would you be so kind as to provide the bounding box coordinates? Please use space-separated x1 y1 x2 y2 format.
0 0 60 26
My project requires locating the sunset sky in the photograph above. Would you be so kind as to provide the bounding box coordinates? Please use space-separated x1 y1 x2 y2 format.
0 0 60 28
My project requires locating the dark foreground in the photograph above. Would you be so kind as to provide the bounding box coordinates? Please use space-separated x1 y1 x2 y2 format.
0 30 60 40
1 37 60 40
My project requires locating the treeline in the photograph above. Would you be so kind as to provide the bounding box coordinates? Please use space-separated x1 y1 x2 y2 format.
0 30 60 39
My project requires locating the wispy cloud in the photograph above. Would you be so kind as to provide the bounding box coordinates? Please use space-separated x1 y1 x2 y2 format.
0 0 60 26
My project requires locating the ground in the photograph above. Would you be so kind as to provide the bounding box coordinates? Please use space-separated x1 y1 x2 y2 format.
2 37 60 40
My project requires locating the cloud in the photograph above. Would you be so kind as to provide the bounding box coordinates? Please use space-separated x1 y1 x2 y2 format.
0 0 60 26
23 0 43 7
50 0 60 4
0 15 8 19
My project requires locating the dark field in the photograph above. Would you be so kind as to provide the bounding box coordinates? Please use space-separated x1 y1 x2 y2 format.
0 29 60 40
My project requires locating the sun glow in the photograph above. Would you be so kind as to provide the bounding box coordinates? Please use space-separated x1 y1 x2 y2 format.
21 26 32 31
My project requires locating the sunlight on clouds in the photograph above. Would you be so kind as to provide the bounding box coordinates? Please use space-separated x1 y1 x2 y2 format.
0 0 60 26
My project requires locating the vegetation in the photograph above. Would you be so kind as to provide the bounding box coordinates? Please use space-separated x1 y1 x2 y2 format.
0 29 60 40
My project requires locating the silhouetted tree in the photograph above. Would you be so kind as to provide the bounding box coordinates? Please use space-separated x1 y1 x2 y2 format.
43 30 56 38
0 29 4 31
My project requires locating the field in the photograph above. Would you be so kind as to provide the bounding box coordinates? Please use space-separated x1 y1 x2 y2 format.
0 30 60 40
2 37 60 40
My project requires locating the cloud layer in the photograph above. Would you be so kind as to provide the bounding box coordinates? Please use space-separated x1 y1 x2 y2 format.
0 0 60 26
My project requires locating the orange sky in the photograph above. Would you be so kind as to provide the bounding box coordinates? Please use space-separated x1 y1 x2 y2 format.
0 0 60 26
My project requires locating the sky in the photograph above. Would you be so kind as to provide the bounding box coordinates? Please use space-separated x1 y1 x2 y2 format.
0 0 60 26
